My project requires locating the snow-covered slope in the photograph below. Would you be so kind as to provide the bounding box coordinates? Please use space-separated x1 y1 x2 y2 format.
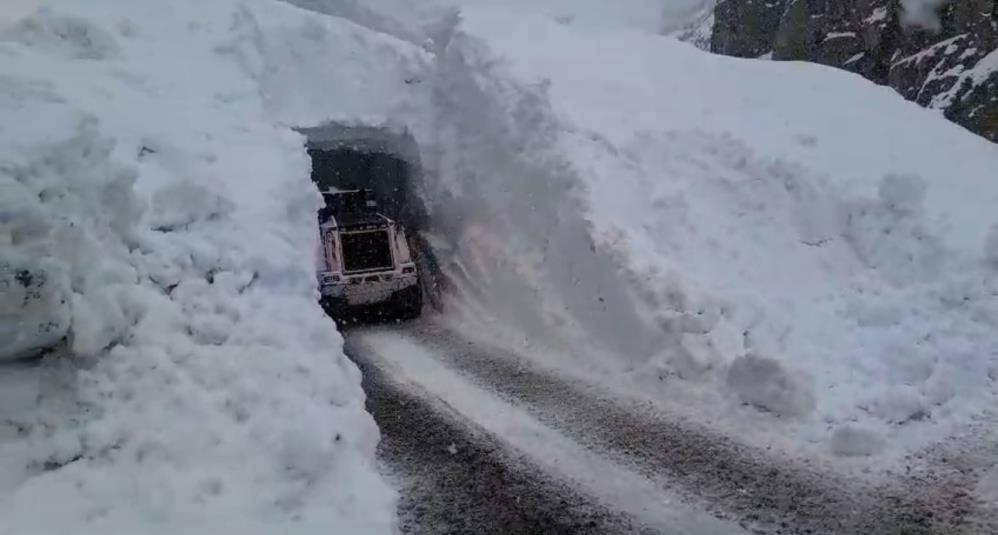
0 1 419 532
403 6 998 463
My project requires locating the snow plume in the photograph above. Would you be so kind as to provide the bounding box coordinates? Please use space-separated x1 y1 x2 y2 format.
0 0 414 532
659 0 716 34
409 21 666 363
900 0 951 30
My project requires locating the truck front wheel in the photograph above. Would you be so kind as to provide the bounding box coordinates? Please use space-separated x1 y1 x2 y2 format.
320 296 351 321
395 285 422 320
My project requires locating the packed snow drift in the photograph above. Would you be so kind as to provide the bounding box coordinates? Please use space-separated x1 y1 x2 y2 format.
0 0 422 532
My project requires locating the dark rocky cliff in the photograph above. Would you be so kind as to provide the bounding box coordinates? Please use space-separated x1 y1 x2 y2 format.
708 0 998 142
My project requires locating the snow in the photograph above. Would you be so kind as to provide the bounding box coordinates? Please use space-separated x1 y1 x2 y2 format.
931 47 998 109
900 0 952 30
893 35 998 113
0 258 70 361
828 425 885 458
725 353 816 418
285 0 715 41
865 6 889 25
399 5 998 466
0 0 40 26
0 0 412 532
844 52 866 65
823 31 858 42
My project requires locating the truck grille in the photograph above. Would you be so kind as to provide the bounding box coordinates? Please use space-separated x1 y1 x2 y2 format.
341 229 393 273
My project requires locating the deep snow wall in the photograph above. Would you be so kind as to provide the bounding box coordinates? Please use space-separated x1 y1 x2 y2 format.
393 6 998 463
407 25 666 362
0 1 423 532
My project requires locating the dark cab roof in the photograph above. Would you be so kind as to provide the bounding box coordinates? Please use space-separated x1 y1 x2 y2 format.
319 190 392 231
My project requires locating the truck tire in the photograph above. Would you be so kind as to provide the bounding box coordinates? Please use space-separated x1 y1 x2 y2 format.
321 297 349 320
396 284 422 320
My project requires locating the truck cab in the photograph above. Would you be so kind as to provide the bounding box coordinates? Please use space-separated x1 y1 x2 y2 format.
317 189 422 320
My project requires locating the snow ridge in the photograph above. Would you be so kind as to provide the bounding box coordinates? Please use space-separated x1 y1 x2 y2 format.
1 1 406 532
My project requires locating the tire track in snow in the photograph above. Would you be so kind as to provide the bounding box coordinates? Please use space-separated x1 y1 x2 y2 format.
344 333 662 534
381 319 979 535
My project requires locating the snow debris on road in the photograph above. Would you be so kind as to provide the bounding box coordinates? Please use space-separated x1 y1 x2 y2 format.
0 0 420 532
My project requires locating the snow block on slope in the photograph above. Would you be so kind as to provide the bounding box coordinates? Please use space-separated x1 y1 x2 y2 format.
0 257 69 361
829 424 885 457
726 353 816 418
843 173 943 285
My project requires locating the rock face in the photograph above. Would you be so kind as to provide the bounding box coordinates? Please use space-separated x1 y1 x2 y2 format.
708 0 998 143
711 0 786 58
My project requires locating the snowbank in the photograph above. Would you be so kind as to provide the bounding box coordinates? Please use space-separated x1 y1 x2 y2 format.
0 0 418 531
404 6 998 463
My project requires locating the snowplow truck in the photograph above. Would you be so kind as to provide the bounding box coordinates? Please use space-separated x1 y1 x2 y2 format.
316 189 422 320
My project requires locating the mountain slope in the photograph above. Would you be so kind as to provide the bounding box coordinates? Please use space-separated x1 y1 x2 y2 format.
710 0 998 142
0 1 418 532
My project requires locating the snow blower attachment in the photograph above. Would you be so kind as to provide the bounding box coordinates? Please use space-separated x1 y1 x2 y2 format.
317 189 422 321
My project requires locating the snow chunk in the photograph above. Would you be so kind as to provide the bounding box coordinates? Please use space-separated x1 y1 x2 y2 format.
878 173 927 216
900 0 951 31
726 354 816 418
844 173 943 285
829 425 884 457
0 257 70 360
149 181 235 233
